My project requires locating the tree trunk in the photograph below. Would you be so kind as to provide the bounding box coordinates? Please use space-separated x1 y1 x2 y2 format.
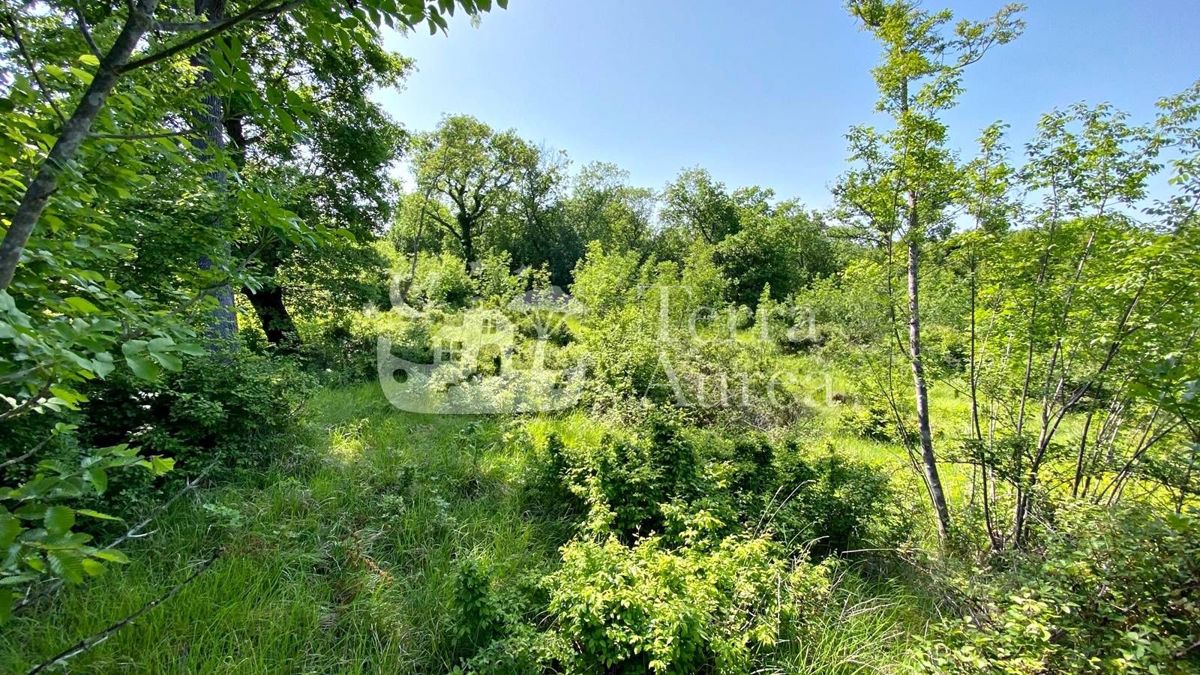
460 217 475 271
193 0 237 341
0 0 159 289
244 284 297 349
907 236 951 540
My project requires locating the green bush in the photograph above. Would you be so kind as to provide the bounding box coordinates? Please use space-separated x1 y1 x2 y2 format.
80 349 315 480
410 251 475 308
543 535 832 674
771 444 898 557
518 431 582 519
571 415 700 540
922 504 1200 673
836 391 906 443
299 309 433 382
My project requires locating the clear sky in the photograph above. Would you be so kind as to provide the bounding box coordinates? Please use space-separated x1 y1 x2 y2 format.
377 1 1200 208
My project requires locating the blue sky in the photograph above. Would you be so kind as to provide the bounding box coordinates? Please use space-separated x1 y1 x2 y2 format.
378 1 1199 208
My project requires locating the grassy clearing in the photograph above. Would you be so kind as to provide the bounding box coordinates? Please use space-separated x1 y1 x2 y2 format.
1 383 569 673
9 367 1097 673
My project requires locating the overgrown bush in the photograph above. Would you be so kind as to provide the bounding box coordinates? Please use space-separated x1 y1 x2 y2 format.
298 308 434 381
409 251 475 308
80 349 315 480
771 444 899 557
837 390 906 443
543 535 832 674
568 415 700 540
922 504 1200 673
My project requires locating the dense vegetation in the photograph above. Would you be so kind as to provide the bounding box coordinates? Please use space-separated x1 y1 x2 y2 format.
2 0 1199 672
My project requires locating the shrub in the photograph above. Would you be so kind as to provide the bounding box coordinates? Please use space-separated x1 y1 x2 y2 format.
449 554 553 674
771 444 897 557
299 308 433 382
571 415 700 540
836 391 905 443
543 535 832 674
922 504 1200 673
410 251 475 308
519 431 581 519
80 349 315 480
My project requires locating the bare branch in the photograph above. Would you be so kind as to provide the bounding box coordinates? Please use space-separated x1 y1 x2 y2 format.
26 550 221 674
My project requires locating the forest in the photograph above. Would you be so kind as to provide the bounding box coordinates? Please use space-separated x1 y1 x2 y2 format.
1 0 1199 672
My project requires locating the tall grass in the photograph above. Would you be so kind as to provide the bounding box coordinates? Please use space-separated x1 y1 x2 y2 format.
0 383 567 673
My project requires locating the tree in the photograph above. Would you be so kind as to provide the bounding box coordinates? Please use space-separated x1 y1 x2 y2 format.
411 115 533 269
0 0 496 291
837 0 1024 540
0 0 505 621
660 167 740 245
491 144 582 286
715 192 836 306
967 103 1193 547
221 16 412 348
567 162 656 255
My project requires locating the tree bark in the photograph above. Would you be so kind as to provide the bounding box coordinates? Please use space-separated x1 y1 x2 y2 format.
193 0 237 341
907 236 951 540
0 0 159 290
244 284 297 349
459 216 475 270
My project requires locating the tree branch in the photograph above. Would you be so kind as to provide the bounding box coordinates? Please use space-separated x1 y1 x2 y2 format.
73 0 103 58
121 0 304 73
26 550 221 674
1 10 67 124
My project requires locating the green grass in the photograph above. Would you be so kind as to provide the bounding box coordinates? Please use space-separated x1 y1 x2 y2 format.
0 372 1021 673
1 383 569 673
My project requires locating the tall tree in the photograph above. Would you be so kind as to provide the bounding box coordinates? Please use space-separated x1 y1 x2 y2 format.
0 0 495 291
660 167 740 245
222 17 411 347
567 162 655 255
411 114 533 269
492 144 581 286
837 0 1024 540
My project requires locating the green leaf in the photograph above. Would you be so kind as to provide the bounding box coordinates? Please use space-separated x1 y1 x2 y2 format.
122 339 148 355
76 508 120 521
148 456 175 476
45 505 75 534
176 343 206 356
49 385 87 410
77 53 100 67
151 352 183 372
0 514 19 549
147 336 175 353
47 550 85 584
92 549 129 564
85 468 108 494
81 558 106 577
125 353 160 380
15 504 46 521
63 296 100 314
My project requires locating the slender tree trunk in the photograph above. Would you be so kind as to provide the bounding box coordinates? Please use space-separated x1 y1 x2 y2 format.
968 247 982 441
0 0 159 289
193 0 237 341
1179 430 1199 515
1071 409 1096 498
907 235 951 540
